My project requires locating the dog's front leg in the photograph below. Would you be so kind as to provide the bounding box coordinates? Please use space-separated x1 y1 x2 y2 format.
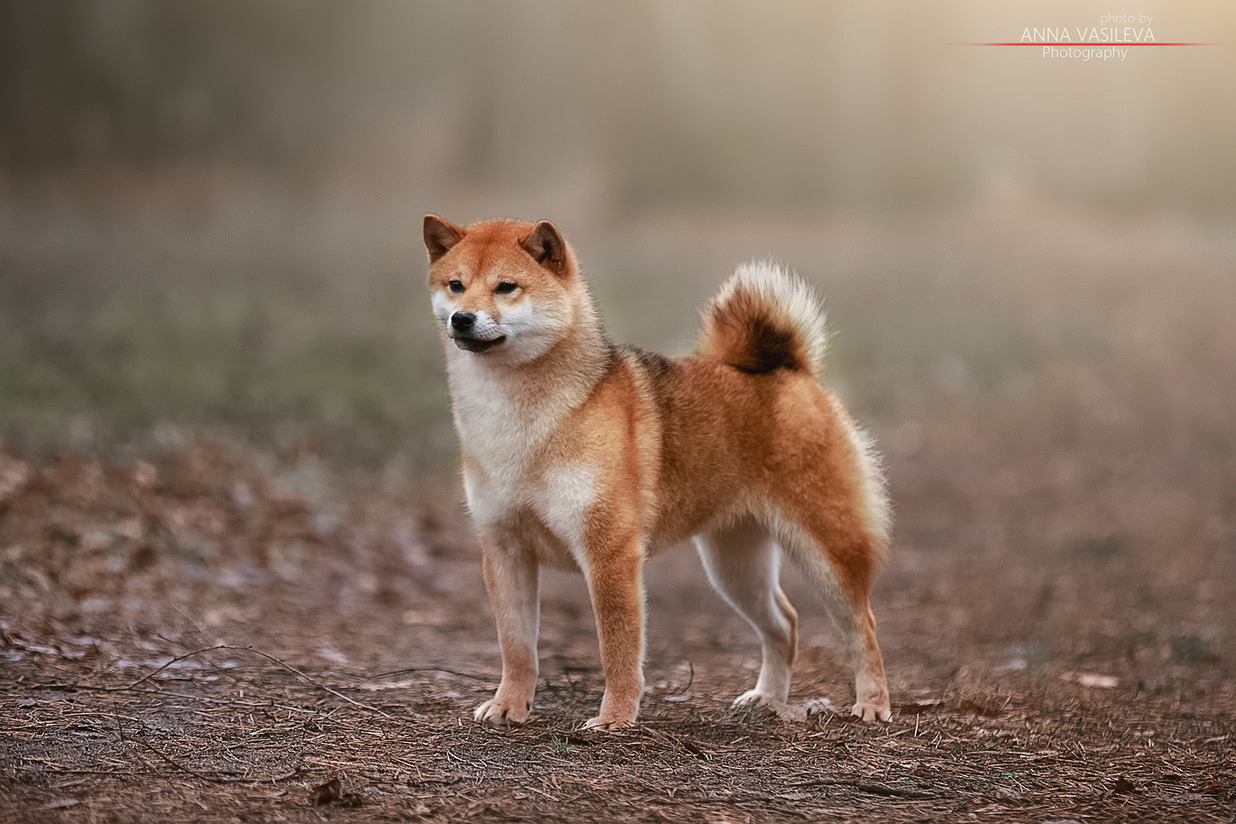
581 533 646 730
474 538 540 725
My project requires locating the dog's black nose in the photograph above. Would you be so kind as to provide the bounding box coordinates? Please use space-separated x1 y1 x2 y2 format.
451 311 476 331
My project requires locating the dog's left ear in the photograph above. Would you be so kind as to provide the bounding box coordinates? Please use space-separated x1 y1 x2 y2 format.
520 221 569 277
424 215 464 263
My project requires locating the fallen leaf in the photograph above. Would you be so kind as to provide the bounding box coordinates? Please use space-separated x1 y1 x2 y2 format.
308 778 341 806
308 777 362 808
114 517 143 541
132 461 157 489
0 456 29 502
1063 672 1119 689
1078 673 1118 689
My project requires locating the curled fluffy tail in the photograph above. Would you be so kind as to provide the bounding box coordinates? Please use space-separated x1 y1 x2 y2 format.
698 262 828 378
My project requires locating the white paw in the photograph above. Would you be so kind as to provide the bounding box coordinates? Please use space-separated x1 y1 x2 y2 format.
851 701 892 722
473 697 531 726
731 689 779 708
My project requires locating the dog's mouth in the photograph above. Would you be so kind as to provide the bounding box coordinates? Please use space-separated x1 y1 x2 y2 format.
452 334 507 353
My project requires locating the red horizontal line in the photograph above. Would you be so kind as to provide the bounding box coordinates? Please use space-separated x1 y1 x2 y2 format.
948 42 1224 47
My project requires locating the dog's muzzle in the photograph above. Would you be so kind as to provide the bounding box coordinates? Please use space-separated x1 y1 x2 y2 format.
450 311 506 352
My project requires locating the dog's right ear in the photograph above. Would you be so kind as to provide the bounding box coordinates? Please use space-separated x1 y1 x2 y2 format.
424 215 464 263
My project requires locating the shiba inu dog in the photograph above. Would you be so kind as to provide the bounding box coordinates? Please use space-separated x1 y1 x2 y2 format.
425 215 892 730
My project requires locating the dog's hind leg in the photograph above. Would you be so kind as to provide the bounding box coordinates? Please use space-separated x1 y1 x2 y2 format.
695 518 798 707
755 389 892 722
770 510 891 722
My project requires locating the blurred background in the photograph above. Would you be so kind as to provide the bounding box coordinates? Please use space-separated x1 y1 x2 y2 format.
0 0 1233 698
1 0 1233 460
2 0 1236 457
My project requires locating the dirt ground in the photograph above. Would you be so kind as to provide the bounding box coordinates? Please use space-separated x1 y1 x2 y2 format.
2 206 1235 823
1 435 1233 824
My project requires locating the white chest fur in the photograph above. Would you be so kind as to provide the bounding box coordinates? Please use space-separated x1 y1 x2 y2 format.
448 355 558 486
447 353 596 565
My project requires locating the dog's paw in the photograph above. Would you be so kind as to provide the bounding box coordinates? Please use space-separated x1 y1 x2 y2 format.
581 715 637 732
851 701 892 722
731 689 779 709
473 697 532 726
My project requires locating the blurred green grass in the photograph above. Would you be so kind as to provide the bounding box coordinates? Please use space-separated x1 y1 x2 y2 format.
4 192 1232 483
0 198 454 464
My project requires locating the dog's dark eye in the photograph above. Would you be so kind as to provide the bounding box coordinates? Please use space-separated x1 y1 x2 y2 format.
495 281 518 294
448 279 465 293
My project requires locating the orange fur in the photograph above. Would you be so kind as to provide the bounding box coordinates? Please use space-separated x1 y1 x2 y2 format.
425 215 893 729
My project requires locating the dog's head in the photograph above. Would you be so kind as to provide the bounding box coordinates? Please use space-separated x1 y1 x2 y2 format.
424 216 580 363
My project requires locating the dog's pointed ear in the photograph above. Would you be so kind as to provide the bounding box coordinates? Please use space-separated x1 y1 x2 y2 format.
424 215 464 263
520 220 569 277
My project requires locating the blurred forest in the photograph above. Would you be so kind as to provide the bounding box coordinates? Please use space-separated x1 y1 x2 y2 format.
2 0 1234 210
0 0 1233 458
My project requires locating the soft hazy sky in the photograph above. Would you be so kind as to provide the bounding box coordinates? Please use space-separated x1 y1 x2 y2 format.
2 1 1232 214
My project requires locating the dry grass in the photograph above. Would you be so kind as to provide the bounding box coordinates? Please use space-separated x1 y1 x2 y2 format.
3 630 1232 822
